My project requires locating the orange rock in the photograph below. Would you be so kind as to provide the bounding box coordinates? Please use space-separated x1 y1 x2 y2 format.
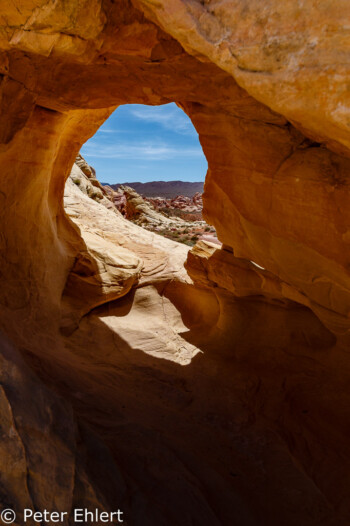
0 1 350 524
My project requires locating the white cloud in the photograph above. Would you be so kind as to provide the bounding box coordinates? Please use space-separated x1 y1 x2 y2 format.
129 104 196 135
81 140 203 161
99 129 118 134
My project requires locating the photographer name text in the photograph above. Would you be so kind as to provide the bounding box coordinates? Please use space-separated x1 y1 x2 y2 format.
0 508 124 524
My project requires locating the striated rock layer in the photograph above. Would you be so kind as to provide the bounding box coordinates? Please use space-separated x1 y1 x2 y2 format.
0 1 350 524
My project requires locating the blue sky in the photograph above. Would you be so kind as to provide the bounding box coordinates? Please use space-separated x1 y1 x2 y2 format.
81 103 207 184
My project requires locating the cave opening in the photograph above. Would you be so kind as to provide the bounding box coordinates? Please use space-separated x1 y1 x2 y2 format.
1 7 348 524
82 103 207 183
0 1 349 523
68 103 221 247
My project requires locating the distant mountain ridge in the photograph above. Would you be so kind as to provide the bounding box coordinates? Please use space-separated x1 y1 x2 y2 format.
102 180 204 198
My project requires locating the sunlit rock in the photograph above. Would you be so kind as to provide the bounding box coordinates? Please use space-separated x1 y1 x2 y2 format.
0 1 350 524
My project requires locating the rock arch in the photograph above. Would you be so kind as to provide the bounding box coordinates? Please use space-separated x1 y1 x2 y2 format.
1 1 350 524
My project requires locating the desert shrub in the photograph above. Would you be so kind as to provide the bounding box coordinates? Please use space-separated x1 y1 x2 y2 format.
90 190 102 200
72 177 81 185
182 239 194 246
204 226 210 232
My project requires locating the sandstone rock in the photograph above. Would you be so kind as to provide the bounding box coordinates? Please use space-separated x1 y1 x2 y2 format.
109 184 218 246
146 192 203 219
64 176 191 288
75 153 96 179
0 332 127 525
1 0 348 334
114 184 199 228
0 1 350 524
69 157 120 214
135 0 350 154
121 185 169 225
60 182 350 526
61 179 143 334
70 163 104 201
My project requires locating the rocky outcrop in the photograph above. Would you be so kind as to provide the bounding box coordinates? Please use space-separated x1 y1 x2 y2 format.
0 1 350 525
0 332 128 525
146 192 203 218
119 185 173 225
69 154 119 214
107 184 218 245
135 0 350 155
61 175 349 526
107 183 203 221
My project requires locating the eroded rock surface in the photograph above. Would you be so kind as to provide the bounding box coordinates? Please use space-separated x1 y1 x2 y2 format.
0 1 350 524
60 176 350 526
0 332 128 525
100 181 218 245
146 192 203 219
